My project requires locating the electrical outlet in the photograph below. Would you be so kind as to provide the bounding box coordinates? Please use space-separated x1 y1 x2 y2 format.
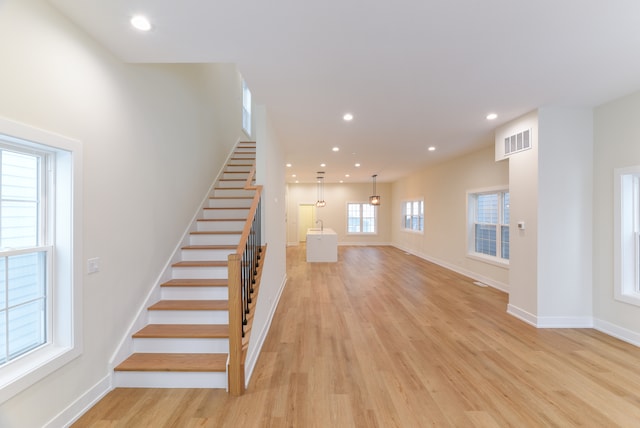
87 257 100 274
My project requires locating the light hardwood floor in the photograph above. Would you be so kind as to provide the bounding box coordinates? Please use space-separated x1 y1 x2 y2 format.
73 245 640 427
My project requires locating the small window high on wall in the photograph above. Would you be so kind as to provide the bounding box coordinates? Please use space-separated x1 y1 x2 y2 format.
614 166 640 307
242 79 252 137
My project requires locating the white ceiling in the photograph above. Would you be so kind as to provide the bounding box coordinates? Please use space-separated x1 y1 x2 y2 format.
50 0 640 183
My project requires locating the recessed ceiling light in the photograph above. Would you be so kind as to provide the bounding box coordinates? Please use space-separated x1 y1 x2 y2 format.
486 113 498 120
320 163 326 167
292 174 297 178
131 15 152 31
355 163 361 167
345 174 350 178
340 180 344 183
428 146 436 152
286 163 292 167
332 147 340 152
343 113 354 122
295 180 299 183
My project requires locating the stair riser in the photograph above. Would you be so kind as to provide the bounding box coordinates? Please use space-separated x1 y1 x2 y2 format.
161 287 228 300
227 159 253 166
197 220 246 232
181 248 235 261
208 198 253 208
114 371 227 389
132 338 229 353
189 234 240 246
202 208 250 219
213 188 255 198
147 310 229 325
222 172 250 180
225 165 252 173
217 180 251 188
232 152 255 157
172 266 228 279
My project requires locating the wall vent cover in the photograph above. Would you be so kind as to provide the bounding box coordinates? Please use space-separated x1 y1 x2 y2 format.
504 128 532 156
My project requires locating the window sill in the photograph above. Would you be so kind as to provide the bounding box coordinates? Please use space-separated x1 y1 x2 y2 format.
401 228 424 235
467 253 509 269
0 343 80 404
614 291 640 308
346 232 378 236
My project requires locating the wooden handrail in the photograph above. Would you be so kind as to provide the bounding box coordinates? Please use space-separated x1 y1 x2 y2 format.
228 163 262 396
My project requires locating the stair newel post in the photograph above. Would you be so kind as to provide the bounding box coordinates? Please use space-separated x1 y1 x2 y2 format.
227 252 244 395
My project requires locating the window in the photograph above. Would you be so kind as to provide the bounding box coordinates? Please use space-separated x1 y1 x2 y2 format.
347 203 376 234
242 79 252 137
614 166 640 307
0 117 82 404
467 189 509 265
402 199 424 232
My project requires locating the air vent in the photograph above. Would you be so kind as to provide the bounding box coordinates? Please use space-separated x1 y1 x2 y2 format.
504 129 532 156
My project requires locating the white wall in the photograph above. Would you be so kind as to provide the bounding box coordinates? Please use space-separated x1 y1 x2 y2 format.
498 112 540 320
247 105 287 379
0 1 245 426
391 145 510 290
499 109 594 327
537 108 593 324
286 182 392 245
593 91 640 343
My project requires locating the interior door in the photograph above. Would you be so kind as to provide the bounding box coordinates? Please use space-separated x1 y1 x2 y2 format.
298 204 315 242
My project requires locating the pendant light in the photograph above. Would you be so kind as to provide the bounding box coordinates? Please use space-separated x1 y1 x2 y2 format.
369 174 380 206
316 172 326 207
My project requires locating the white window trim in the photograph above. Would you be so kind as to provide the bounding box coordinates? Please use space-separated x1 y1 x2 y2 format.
401 198 424 234
242 79 252 138
466 186 509 268
346 202 378 235
0 117 83 404
614 166 640 307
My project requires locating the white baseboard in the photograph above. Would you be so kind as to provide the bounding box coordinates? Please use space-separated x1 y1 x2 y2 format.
392 244 509 293
45 374 112 428
507 304 538 327
507 304 594 328
244 274 288 386
594 318 640 347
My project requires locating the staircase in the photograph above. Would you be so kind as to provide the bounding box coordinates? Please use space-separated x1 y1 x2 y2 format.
113 142 258 390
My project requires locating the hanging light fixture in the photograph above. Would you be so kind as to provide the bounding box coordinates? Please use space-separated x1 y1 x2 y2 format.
369 174 381 206
316 172 326 207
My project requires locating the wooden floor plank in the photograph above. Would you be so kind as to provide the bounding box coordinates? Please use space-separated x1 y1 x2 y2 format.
73 245 640 427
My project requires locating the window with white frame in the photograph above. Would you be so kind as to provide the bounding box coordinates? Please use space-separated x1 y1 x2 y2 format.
467 189 509 264
242 79 252 137
614 166 640 307
347 202 376 234
402 199 424 232
0 118 81 404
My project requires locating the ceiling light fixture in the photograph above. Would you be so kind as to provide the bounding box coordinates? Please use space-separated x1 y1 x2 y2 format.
355 163 361 167
428 146 436 152
130 15 152 31
320 163 326 167
369 174 381 206
286 163 292 167
343 113 354 121
486 113 498 120
332 147 340 152
316 172 326 207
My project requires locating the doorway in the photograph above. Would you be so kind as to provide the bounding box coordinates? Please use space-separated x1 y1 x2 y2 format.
298 204 315 242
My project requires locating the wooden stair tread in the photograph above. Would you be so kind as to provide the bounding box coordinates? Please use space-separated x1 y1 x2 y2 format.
172 260 228 267
209 196 253 199
115 353 227 372
149 300 228 311
161 278 228 287
190 230 242 235
133 324 229 338
197 218 246 222
181 245 236 250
